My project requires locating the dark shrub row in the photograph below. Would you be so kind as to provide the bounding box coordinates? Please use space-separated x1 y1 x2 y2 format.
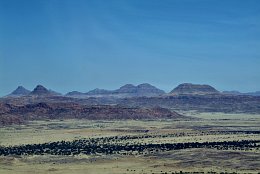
0 136 259 156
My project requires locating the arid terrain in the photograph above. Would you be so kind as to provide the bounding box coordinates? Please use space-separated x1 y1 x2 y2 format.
0 113 260 174
2 0 260 173
1 84 260 174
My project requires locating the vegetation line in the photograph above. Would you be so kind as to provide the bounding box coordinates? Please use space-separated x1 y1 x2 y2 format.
0 137 259 156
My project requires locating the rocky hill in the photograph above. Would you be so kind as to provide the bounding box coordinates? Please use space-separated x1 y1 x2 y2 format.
86 88 112 95
30 85 50 95
170 83 219 95
114 83 165 97
114 84 137 94
0 103 23 125
8 86 31 96
0 102 187 125
0 114 23 126
66 91 85 96
30 85 61 96
136 83 165 96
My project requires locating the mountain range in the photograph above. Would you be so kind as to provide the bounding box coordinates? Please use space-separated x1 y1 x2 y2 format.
1 82 260 125
66 83 165 98
8 85 62 97
6 83 259 98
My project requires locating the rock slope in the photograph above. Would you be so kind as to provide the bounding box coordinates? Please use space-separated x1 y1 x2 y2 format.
0 102 187 125
170 83 219 95
8 86 31 96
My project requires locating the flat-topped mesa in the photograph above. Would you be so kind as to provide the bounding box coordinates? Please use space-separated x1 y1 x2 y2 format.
170 83 220 95
9 86 31 96
30 85 51 95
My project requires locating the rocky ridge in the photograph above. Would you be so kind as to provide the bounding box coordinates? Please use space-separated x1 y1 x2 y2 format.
0 102 188 125
66 83 165 97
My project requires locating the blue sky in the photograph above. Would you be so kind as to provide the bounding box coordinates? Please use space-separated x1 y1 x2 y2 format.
0 0 260 96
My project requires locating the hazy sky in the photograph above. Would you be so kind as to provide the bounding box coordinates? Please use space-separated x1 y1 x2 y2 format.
1 0 260 96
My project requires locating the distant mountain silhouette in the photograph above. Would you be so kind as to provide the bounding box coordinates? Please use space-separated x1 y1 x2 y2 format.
1 83 260 121
8 86 31 96
114 84 137 94
170 83 219 95
66 91 85 96
30 85 50 95
66 83 165 97
86 88 112 95
48 89 62 96
223 90 260 96
222 91 242 95
113 83 165 97
5 83 260 98
29 85 61 96
66 89 112 97
135 83 165 96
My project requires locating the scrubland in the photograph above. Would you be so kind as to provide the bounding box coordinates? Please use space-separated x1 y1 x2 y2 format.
0 113 260 174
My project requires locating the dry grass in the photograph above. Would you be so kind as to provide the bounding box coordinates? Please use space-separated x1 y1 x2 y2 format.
0 149 259 174
0 113 260 173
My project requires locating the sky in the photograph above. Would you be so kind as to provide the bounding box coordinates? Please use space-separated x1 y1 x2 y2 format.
0 0 260 96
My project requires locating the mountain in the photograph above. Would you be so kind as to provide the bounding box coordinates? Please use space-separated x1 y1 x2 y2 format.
1 82 260 123
114 84 137 94
66 91 85 96
6 85 61 97
170 83 219 95
135 83 165 96
86 88 112 95
8 86 31 96
114 83 165 97
30 85 55 96
66 89 113 98
66 83 165 98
